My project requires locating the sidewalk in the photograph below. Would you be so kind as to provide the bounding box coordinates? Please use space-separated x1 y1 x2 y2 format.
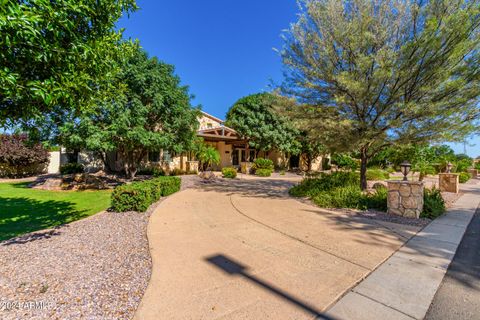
326 182 480 320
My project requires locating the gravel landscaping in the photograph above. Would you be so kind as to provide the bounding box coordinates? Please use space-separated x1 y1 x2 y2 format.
0 206 157 320
0 174 200 320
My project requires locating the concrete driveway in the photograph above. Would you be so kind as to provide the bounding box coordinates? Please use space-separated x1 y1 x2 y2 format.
135 175 421 320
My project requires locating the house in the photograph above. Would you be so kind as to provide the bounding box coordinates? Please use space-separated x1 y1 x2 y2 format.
51 111 325 174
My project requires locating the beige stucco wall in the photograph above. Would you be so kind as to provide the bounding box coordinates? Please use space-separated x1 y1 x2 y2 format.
198 115 222 130
217 141 233 169
47 151 61 174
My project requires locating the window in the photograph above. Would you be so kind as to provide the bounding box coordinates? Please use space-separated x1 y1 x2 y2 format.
149 151 160 162
162 151 171 162
207 123 213 128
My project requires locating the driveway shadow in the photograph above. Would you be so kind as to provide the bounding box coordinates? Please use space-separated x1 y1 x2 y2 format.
205 253 337 320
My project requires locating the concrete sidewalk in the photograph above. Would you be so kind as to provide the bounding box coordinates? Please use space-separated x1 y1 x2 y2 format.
327 182 480 320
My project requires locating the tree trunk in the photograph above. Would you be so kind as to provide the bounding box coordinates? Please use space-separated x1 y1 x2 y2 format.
360 149 368 191
419 172 425 181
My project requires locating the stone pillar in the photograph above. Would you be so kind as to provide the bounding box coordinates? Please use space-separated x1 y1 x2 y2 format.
467 169 478 179
439 173 459 193
387 181 424 219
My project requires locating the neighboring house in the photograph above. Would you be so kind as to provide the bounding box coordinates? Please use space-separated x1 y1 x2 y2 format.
53 111 324 173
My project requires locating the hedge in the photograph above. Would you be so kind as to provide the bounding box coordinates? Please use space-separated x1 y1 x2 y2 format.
222 167 237 179
111 176 181 212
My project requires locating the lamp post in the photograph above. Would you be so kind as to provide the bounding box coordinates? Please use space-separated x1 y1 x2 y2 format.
400 161 411 181
446 162 453 173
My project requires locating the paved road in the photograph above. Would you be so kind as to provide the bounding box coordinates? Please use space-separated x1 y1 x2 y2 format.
135 176 421 320
425 207 480 320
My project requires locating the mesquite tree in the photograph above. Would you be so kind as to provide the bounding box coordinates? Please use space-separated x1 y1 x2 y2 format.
281 0 480 189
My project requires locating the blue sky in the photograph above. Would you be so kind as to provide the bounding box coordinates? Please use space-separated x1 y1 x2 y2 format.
117 0 479 157
118 0 297 119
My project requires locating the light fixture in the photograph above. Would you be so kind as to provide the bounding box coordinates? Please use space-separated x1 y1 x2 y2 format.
400 161 411 181
446 162 453 173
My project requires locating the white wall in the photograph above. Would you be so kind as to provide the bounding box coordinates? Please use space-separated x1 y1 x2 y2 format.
47 151 60 174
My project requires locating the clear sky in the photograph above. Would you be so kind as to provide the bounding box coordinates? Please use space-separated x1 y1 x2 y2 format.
118 0 297 119
117 0 479 158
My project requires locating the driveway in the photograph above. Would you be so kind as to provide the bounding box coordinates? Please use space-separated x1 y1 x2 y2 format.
135 175 421 320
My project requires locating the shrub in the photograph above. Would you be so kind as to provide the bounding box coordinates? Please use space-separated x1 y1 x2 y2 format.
289 171 360 197
421 188 446 219
253 158 274 171
256 168 273 177
366 168 390 181
313 185 366 209
331 153 359 171
111 176 181 212
364 186 388 211
60 163 84 175
222 167 237 179
386 167 396 174
290 171 388 210
475 162 480 170
455 159 472 173
153 167 165 177
0 134 49 178
459 172 471 183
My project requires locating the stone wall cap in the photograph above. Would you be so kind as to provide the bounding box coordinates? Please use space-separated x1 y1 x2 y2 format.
438 173 460 176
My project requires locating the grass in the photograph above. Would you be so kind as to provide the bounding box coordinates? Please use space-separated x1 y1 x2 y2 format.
0 182 111 241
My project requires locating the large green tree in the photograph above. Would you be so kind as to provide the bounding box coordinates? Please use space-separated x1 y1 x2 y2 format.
59 48 200 178
226 93 301 158
0 0 137 125
281 0 480 189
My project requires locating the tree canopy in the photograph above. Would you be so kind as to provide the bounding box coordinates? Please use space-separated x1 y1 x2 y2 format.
0 0 137 125
281 0 480 189
226 93 301 156
59 48 200 178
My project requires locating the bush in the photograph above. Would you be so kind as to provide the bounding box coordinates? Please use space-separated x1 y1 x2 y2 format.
331 153 359 171
421 188 446 219
364 186 388 211
0 134 49 178
456 159 472 173
386 167 396 174
111 176 181 212
459 172 471 183
475 162 480 170
252 158 274 171
256 168 273 177
290 171 387 210
222 167 237 179
313 185 366 209
366 168 390 181
289 171 360 197
60 163 84 175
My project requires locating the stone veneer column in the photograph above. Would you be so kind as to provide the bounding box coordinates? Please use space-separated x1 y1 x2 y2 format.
438 173 459 193
387 181 424 219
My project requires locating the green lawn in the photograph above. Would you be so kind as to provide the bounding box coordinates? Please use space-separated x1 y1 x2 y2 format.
0 182 111 241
